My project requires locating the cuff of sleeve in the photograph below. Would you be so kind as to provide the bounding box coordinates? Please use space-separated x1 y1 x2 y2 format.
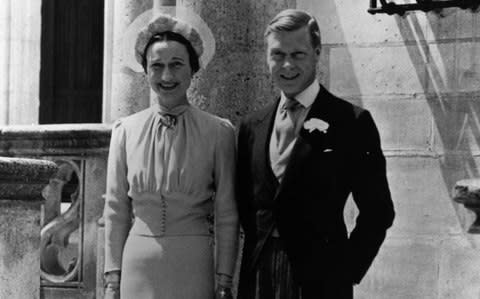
216 273 233 288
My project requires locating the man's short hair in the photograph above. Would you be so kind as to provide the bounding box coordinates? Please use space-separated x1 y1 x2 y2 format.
265 9 321 49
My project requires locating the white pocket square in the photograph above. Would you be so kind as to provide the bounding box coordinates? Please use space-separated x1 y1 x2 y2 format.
323 148 333 152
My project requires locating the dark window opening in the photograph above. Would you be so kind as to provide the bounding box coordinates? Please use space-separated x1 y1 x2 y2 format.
40 0 104 124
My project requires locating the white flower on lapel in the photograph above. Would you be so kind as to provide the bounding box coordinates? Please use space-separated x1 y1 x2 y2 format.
303 118 329 133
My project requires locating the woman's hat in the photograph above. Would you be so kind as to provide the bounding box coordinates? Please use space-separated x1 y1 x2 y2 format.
119 7 215 72
134 13 203 66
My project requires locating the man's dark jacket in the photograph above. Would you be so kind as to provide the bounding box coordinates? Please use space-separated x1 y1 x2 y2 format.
236 85 395 299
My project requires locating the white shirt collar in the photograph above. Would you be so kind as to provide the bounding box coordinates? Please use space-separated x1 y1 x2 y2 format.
280 79 320 109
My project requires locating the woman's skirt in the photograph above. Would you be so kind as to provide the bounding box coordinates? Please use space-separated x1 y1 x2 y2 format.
120 234 214 299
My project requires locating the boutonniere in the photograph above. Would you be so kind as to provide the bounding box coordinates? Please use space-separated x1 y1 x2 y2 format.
303 118 329 133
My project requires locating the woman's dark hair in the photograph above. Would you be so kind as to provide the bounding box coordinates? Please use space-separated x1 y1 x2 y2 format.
141 31 200 74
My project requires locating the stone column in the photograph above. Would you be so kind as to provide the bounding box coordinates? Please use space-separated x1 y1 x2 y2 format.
0 0 41 125
103 0 153 123
176 0 295 123
0 0 11 124
0 157 57 299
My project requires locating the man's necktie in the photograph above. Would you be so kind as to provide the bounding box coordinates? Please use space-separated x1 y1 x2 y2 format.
270 97 303 181
276 98 302 151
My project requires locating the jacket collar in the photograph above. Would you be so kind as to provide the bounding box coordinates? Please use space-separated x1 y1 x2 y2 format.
251 100 281 192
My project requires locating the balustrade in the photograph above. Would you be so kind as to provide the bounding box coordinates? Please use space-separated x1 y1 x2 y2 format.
0 124 111 298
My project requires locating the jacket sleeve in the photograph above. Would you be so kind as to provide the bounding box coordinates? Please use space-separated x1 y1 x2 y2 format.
213 120 240 279
348 110 395 283
104 120 132 273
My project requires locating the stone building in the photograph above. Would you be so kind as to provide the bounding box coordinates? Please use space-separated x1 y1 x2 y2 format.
0 0 479 298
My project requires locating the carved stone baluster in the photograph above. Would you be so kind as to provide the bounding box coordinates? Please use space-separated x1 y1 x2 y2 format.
40 159 82 283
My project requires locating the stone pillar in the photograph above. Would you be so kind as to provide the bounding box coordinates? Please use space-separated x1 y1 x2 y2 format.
0 0 11 124
0 157 57 299
177 0 295 123
0 0 41 125
103 0 152 123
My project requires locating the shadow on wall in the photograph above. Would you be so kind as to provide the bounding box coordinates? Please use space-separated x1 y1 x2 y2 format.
395 9 480 228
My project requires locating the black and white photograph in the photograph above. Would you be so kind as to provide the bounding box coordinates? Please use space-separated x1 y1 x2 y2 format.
0 0 479 298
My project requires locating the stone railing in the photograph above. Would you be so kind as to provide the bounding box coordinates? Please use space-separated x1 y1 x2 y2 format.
0 124 111 299
0 157 57 299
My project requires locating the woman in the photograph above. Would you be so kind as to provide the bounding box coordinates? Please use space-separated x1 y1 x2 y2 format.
103 14 239 299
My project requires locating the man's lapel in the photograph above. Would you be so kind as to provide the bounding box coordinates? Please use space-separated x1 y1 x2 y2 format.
252 99 280 192
275 85 334 199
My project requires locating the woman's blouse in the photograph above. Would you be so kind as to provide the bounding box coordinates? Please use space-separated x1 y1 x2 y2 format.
104 103 239 279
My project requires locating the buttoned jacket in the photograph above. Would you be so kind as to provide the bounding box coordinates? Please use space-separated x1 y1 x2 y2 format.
236 85 395 298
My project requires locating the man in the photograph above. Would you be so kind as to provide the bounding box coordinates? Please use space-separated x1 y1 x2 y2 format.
236 9 395 299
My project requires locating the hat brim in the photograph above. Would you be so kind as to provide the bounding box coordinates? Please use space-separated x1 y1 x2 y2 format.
121 6 215 73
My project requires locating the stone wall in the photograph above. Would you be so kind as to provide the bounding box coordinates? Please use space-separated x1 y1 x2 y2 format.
299 1 480 298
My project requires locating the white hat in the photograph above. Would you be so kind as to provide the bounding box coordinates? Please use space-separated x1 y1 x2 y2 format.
134 13 203 66
122 7 215 72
